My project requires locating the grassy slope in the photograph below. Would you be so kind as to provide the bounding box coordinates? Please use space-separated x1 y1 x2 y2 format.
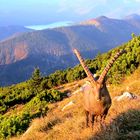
11 67 140 140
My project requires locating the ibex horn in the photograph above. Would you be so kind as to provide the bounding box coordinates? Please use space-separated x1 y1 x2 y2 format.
98 50 126 84
73 48 96 86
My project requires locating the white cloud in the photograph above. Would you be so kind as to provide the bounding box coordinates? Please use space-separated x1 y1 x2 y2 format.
104 4 140 19
124 0 140 3
133 0 140 2
58 0 107 15
57 0 140 19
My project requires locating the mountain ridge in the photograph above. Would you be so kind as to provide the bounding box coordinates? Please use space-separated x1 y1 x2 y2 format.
0 14 140 86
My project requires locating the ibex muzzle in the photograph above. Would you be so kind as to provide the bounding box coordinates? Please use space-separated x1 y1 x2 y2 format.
73 48 126 128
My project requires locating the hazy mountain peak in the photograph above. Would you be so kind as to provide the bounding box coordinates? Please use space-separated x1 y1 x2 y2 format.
124 13 140 20
124 13 140 29
79 19 100 26
96 16 109 21
79 16 111 26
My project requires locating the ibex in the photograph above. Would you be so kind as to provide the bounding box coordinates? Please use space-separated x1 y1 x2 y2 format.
73 49 125 128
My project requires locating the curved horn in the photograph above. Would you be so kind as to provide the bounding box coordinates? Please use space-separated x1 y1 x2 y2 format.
73 48 96 86
98 50 126 84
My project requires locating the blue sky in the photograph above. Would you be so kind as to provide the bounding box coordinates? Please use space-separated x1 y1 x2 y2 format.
0 0 140 26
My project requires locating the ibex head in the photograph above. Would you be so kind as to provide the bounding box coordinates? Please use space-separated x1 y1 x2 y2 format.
73 48 125 101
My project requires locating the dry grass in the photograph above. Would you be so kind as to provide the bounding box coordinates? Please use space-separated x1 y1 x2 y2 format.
11 68 140 140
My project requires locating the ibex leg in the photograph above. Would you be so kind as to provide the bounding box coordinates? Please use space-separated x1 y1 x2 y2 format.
85 110 89 127
89 113 95 130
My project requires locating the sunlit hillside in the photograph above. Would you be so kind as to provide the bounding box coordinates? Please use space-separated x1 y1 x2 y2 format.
11 67 140 140
0 35 140 140
1 0 140 139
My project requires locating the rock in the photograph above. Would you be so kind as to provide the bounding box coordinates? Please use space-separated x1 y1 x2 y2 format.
67 92 71 97
61 101 75 111
113 92 138 101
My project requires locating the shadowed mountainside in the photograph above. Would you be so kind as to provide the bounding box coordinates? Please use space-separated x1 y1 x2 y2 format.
0 25 33 41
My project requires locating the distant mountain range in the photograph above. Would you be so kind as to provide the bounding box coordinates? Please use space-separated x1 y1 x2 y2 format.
124 14 140 29
0 14 140 86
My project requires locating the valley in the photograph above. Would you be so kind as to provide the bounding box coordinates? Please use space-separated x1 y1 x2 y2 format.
0 14 140 86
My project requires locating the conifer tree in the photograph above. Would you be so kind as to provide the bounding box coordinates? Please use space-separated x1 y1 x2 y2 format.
30 67 42 93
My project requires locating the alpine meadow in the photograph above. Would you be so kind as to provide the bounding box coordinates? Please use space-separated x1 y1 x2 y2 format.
0 35 140 139
0 0 140 139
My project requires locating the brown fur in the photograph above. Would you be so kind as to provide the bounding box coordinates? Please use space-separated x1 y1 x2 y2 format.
73 48 125 128
82 79 111 128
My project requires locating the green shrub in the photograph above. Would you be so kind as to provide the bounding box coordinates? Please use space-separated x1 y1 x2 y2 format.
0 112 31 139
